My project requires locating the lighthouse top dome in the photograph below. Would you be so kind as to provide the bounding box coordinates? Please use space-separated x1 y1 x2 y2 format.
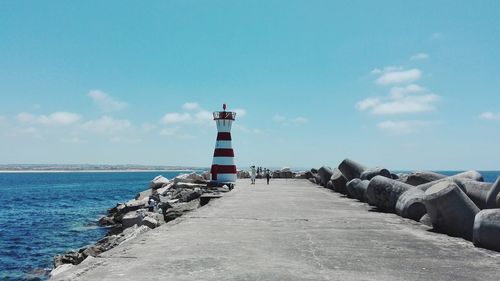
213 104 236 120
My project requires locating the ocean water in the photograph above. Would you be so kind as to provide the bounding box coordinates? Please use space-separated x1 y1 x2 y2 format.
0 171 201 281
0 170 499 280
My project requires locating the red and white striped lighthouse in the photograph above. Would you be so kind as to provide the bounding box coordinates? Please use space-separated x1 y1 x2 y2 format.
210 104 237 184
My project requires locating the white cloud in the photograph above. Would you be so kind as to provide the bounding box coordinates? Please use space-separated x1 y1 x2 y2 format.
182 102 201 111
356 98 381 111
377 120 430 134
233 108 247 118
479 112 500 121
159 127 193 139
83 116 132 133
273 114 308 126
60 137 82 143
161 112 192 124
292 117 308 125
389 84 425 98
141 123 157 132
371 66 403 75
376 68 422 85
110 136 142 143
410 53 429 61
273 114 286 123
357 84 440 115
88 90 127 112
16 112 81 126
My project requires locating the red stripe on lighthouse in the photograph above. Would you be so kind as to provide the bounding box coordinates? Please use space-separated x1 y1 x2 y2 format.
211 164 237 174
213 148 234 157
216 132 232 140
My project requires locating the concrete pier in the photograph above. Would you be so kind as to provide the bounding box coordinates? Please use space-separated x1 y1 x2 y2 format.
53 179 500 281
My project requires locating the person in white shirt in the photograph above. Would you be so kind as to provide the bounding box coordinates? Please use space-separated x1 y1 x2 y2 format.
250 166 256 184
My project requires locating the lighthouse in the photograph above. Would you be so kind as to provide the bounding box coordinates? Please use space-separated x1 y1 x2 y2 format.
210 104 237 185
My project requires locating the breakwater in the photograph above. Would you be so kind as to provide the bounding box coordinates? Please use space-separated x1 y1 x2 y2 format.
49 171 230 279
305 159 500 252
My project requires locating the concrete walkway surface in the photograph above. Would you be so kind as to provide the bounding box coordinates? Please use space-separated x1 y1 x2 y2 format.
52 179 500 281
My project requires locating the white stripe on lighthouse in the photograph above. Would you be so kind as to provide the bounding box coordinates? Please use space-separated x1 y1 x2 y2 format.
216 173 237 182
212 157 235 166
215 141 233 149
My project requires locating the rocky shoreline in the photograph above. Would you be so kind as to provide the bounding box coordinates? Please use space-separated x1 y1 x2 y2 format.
305 159 500 253
50 171 232 278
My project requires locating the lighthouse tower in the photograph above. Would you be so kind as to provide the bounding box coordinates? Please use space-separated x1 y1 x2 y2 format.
210 104 237 184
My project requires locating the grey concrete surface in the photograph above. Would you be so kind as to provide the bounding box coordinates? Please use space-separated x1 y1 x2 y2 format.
52 179 500 281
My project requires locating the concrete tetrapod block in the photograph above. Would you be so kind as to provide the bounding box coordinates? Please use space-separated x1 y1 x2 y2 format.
317 166 333 187
485 176 500 209
338 158 366 181
453 170 484 182
399 171 447 186
395 188 427 221
345 179 370 202
455 179 493 210
473 209 500 251
359 167 392 181
365 176 414 212
424 181 480 241
330 168 348 194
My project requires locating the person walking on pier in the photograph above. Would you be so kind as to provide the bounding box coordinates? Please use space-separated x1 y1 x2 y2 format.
265 169 271 185
250 166 256 184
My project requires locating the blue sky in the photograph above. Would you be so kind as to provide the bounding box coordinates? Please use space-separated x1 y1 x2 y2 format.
1 1 499 170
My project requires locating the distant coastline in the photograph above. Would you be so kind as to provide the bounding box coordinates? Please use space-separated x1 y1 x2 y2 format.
0 164 208 173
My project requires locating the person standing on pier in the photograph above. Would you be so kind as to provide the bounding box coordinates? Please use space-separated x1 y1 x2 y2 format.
265 169 271 185
250 166 256 184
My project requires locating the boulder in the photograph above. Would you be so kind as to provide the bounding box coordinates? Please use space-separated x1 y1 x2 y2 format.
424 181 479 241
174 182 206 189
338 159 366 181
453 170 484 182
163 199 200 223
365 176 414 212
135 189 152 201
317 166 333 187
150 175 170 189
157 182 175 196
173 172 206 184
395 188 427 221
473 209 500 251
179 188 203 202
201 171 211 180
331 168 348 194
98 215 115 226
53 252 85 267
142 216 159 229
360 168 392 181
121 210 144 229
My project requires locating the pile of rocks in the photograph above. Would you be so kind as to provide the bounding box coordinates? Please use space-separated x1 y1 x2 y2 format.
307 159 500 252
52 172 229 270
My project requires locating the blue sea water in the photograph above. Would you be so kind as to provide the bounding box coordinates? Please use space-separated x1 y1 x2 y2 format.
0 170 499 280
0 171 201 281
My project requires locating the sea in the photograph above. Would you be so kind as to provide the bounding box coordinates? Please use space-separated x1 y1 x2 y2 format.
0 171 202 281
0 170 499 280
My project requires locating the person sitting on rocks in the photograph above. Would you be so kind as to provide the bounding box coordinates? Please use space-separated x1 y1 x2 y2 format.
148 198 156 212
